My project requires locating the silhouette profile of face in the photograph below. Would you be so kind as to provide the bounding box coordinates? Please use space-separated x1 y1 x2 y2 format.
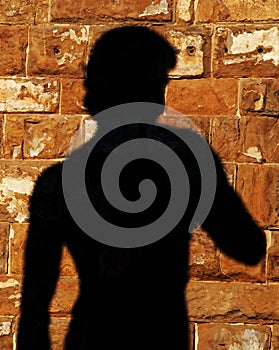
84 26 176 116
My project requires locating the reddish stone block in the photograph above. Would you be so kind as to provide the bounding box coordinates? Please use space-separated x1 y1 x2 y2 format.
211 117 240 162
28 25 89 78
267 231 279 281
189 229 222 280
0 277 21 315
236 164 279 229
0 79 59 113
214 26 279 78
197 323 271 350
49 317 71 349
196 0 279 23
60 246 78 276
0 26 28 76
0 223 9 275
166 79 238 116
9 224 29 275
61 79 87 114
0 317 15 349
186 280 279 323
51 0 172 22
238 116 279 163
0 0 36 24
241 79 279 116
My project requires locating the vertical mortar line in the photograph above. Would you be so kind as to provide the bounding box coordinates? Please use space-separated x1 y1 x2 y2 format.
48 0 52 23
25 25 30 78
172 0 177 24
193 0 198 25
59 78 62 115
194 322 199 350
210 24 216 79
236 78 242 119
7 223 12 275
265 229 271 285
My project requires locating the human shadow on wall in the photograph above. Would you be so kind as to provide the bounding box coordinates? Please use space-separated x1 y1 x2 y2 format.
17 26 266 350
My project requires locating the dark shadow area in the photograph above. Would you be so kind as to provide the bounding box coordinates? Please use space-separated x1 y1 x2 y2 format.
17 26 266 350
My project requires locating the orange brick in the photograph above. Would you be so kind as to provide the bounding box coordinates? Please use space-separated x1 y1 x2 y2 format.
0 26 28 76
9 224 29 275
0 277 21 316
267 231 279 281
0 223 9 275
61 79 87 114
0 317 15 349
166 79 238 116
0 0 35 24
49 317 71 350
51 0 172 22
236 164 279 229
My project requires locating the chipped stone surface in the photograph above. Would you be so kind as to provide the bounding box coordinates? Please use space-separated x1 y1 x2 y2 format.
0 79 59 113
177 0 192 22
0 317 14 349
214 26 279 77
51 0 172 22
0 26 28 76
0 277 21 315
0 0 36 24
4 115 82 159
9 223 28 275
196 0 279 23
198 324 271 349
166 29 205 78
28 25 89 77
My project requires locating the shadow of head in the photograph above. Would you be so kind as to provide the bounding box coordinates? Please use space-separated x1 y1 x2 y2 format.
84 26 176 116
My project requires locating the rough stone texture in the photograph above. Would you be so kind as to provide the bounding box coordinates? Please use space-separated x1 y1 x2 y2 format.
214 26 279 78
0 0 36 24
49 278 79 315
28 25 89 77
241 79 279 116
0 115 3 159
196 0 279 23
51 0 172 22
166 27 211 78
236 164 279 229
4 115 82 159
0 223 9 275
0 277 21 315
0 317 15 349
189 229 222 280
0 79 59 113
0 161 43 223
61 79 87 114
176 0 192 23
238 116 279 164
9 224 28 275
271 324 279 350
197 323 271 350
49 317 71 349
0 26 28 76
220 250 266 282
166 79 238 115
267 231 279 282
60 246 78 276
186 280 279 323
211 117 240 162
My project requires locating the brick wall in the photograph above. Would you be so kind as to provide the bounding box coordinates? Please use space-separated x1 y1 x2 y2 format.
0 0 278 349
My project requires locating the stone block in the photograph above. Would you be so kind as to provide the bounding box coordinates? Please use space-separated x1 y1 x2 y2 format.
61 79 87 114
0 26 28 76
189 229 222 280
4 115 82 159
186 280 279 323
51 0 172 22
196 0 279 23
197 323 271 350
0 317 15 350
0 0 35 24
166 79 238 116
214 26 279 78
241 79 279 116
0 277 21 315
0 79 59 113
267 231 279 281
49 317 71 349
236 164 279 229
28 25 89 77
9 224 29 275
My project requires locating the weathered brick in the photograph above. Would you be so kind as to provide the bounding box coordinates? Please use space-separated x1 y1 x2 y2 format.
49 317 71 349
0 277 21 315
197 323 271 350
0 115 3 159
0 161 43 223
196 0 279 23
28 25 89 77
49 277 79 315
61 79 87 114
211 117 240 162
236 164 279 229
186 280 279 323
51 0 172 22
0 26 28 76
9 224 28 275
165 27 211 78
166 79 238 115
176 0 192 23
0 317 15 349
0 0 35 24
214 26 279 78
267 231 279 281
0 223 9 275
0 79 59 113
220 250 266 282
241 79 279 116
34 0 49 24
189 229 222 280
271 324 279 350
238 116 279 163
